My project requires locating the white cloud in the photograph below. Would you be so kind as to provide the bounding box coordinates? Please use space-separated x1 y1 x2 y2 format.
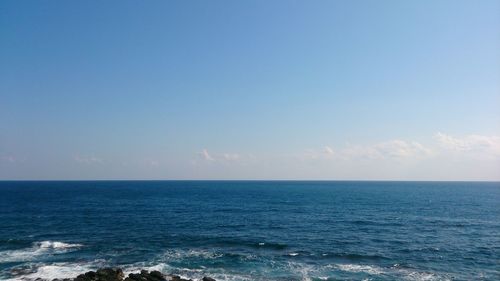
300 146 335 160
332 140 432 160
195 149 251 164
190 133 499 180
198 149 215 161
373 140 432 158
324 146 334 155
435 132 500 156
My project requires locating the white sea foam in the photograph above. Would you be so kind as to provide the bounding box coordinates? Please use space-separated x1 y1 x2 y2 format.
1 259 453 281
123 262 253 281
36 241 82 249
1 247 451 281
329 263 452 281
3 261 101 281
285 261 320 281
333 263 385 275
403 270 451 281
161 249 223 260
0 241 83 263
122 262 174 276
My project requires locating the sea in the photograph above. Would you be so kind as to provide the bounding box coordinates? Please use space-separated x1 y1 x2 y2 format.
0 181 498 281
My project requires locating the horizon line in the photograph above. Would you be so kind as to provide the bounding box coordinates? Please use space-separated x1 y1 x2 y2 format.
0 179 499 183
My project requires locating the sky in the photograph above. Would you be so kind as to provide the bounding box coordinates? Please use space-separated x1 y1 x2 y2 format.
1 0 499 180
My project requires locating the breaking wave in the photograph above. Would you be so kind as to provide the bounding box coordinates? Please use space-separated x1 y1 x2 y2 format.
0 241 83 263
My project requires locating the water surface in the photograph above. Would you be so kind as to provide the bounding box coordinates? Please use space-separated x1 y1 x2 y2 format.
0 181 498 280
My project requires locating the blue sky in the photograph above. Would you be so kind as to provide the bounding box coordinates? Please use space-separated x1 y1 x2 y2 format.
1 0 499 180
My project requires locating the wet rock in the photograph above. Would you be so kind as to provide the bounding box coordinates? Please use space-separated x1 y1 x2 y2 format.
74 268 124 281
124 273 144 281
74 270 96 281
98 268 125 281
166 275 192 281
149 271 165 280
125 270 168 281
51 268 213 281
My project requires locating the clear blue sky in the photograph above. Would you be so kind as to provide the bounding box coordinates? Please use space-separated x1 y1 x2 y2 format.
1 0 499 180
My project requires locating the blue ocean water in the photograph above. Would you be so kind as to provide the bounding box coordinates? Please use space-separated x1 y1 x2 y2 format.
0 181 498 281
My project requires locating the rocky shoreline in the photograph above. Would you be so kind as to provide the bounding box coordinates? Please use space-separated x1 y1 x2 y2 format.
47 268 215 281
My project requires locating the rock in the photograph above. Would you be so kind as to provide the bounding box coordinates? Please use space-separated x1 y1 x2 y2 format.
124 270 167 281
98 268 125 281
149 271 165 280
74 268 124 281
51 268 208 281
166 275 191 281
124 273 145 281
74 271 97 281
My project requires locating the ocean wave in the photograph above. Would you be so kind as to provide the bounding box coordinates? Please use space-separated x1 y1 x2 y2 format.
158 248 261 264
285 261 319 281
122 262 174 276
331 263 385 275
1 259 454 281
401 269 451 281
1 245 452 281
329 263 452 281
36 241 83 249
320 252 389 261
3 261 101 281
161 249 224 261
123 262 253 281
0 241 83 263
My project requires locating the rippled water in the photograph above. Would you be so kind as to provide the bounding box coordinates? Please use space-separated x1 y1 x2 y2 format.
0 181 499 280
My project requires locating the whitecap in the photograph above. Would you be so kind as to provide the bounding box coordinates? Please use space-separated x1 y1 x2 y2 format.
330 263 451 281
124 262 253 281
123 262 174 276
285 261 317 281
332 264 385 275
161 249 223 261
0 241 83 263
402 270 451 281
4 261 102 281
36 241 83 249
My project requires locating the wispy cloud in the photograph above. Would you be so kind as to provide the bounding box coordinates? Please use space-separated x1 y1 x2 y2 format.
198 149 215 161
302 140 431 161
324 146 334 155
434 132 500 157
195 149 251 164
301 146 335 160
298 132 500 167
343 140 432 160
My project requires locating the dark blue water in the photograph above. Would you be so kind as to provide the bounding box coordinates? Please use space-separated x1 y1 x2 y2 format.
0 181 498 281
